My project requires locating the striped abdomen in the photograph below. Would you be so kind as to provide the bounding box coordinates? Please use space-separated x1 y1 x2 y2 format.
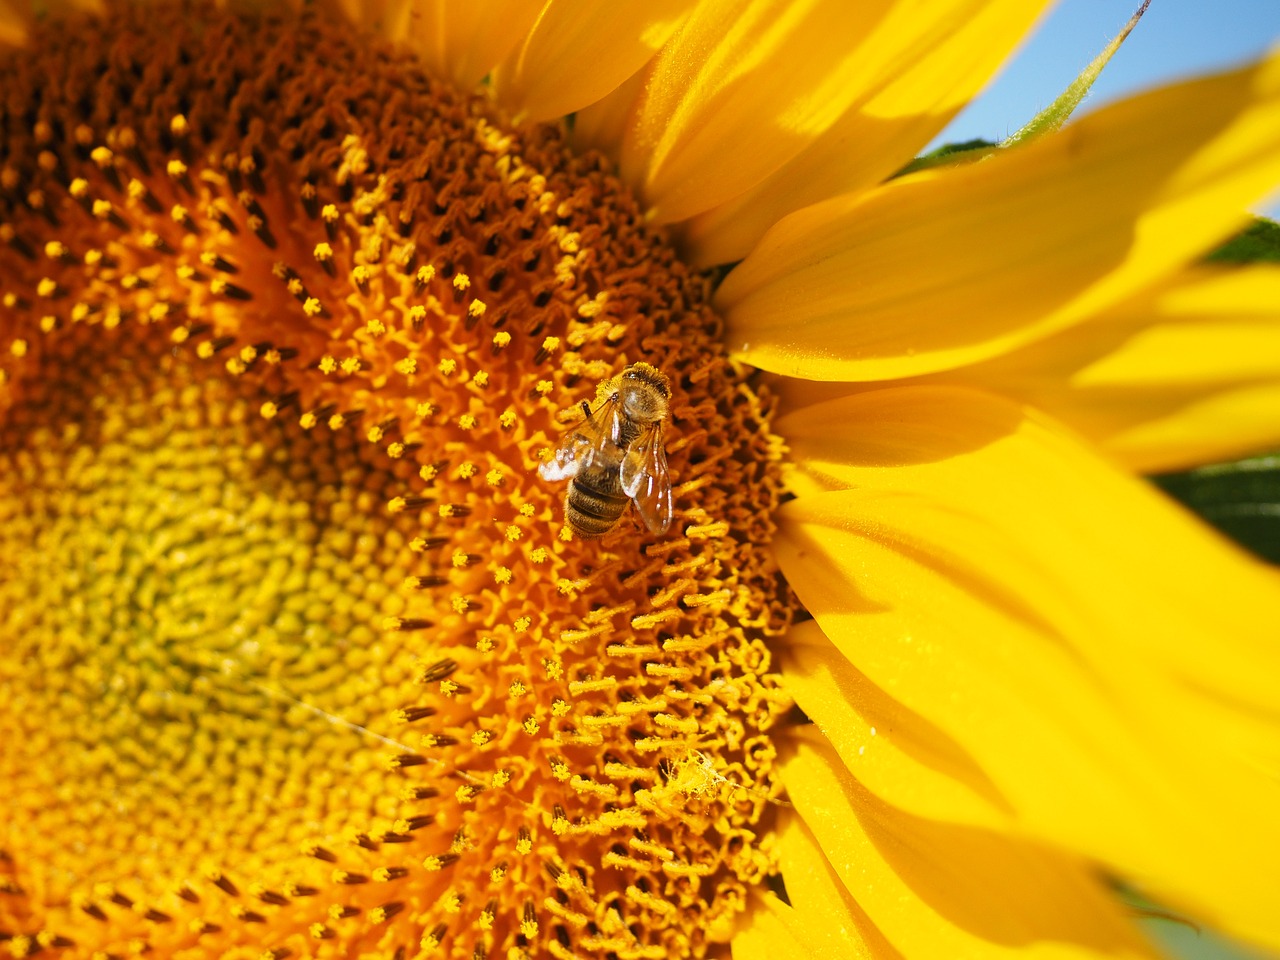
565 457 628 538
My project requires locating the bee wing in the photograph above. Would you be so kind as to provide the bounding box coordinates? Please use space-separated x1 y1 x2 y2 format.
621 423 673 534
539 395 622 482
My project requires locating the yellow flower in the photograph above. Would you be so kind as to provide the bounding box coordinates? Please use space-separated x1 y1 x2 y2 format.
1 2 1278 960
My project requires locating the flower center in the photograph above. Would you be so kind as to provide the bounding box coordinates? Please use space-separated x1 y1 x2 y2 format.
0 4 796 958
0 331 425 902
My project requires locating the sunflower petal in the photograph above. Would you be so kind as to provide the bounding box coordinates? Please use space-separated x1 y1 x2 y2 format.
780 620 1013 829
774 385 1280 949
730 897 822 960
610 0 1045 226
679 0 1051 267
767 803 896 960
570 66 647 164
945 264 1280 472
491 0 693 122
731 889 879 960
400 0 543 89
718 53 1280 381
780 728 1158 959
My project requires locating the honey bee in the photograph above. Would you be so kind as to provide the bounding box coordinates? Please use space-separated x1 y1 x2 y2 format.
539 362 674 538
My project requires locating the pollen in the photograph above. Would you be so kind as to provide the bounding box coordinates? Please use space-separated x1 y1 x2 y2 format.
0 5 795 960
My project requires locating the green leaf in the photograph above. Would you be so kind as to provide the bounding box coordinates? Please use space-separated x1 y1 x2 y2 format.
1205 217 1280 264
895 138 997 177
898 2 1151 176
1001 1 1151 149
1153 454 1280 563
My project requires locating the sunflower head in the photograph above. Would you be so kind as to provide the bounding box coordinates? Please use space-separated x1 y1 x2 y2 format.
0 4 796 957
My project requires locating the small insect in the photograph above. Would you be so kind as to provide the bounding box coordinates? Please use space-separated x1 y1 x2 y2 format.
539 362 674 538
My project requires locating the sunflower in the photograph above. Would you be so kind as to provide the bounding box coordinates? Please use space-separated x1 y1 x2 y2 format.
1 2 1278 959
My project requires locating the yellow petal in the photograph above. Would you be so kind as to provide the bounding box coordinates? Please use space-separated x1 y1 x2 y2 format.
944 264 1280 472
399 0 543 89
1100 382 1280 473
731 890 879 960
680 0 1051 267
781 620 1013 829
730 897 821 960
766 801 896 960
491 0 694 122
779 728 1158 959
570 65 647 164
718 53 1280 382
613 0 1006 226
774 385 1280 950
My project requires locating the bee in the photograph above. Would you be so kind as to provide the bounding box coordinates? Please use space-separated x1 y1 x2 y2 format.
539 362 674 538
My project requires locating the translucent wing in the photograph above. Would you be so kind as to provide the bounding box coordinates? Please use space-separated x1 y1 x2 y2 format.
621 422 673 534
539 395 622 482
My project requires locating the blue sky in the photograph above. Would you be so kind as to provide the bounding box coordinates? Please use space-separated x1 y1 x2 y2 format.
931 0 1280 218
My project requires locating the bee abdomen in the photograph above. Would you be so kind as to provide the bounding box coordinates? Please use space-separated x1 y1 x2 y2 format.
565 479 627 539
